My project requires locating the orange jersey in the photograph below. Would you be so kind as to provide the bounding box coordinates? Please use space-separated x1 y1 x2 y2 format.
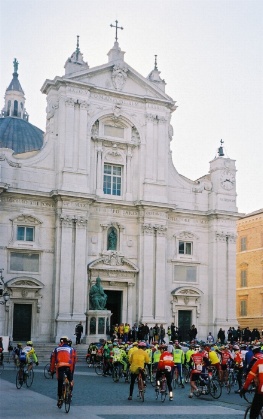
51 345 77 373
243 358 263 394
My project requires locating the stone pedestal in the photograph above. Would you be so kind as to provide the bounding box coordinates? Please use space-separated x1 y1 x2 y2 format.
83 310 112 344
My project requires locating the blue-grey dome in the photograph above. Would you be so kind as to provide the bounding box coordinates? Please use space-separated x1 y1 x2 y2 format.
0 117 44 154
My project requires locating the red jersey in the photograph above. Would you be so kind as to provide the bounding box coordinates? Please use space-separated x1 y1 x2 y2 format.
157 351 174 371
243 358 263 394
191 352 204 373
221 350 231 365
234 352 243 367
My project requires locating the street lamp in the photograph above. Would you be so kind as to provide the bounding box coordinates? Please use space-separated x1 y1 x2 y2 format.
0 269 10 305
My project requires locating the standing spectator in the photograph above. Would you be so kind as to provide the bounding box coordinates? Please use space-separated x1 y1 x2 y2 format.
131 323 138 341
227 327 233 343
236 326 242 342
167 326 172 341
153 324 160 342
159 324 166 344
217 328 225 344
207 332 214 343
251 328 260 341
75 321 83 345
189 325 197 341
171 322 176 341
149 327 154 344
123 323 130 343
141 323 149 341
243 327 252 342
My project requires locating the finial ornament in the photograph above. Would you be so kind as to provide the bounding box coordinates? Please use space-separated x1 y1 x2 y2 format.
76 35 80 60
154 55 158 70
13 58 19 73
218 139 225 157
110 20 124 42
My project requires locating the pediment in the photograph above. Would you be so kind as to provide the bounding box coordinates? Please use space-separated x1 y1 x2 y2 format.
171 286 203 297
66 62 174 103
6 276 44 289
89 252 139 273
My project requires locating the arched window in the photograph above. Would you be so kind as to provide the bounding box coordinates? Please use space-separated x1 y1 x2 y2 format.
107 227 117 250
7 100 11 116
14 100 18 116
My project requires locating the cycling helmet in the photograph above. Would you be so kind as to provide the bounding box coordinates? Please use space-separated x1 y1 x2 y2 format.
27 341 33 346
233 345 239 351
138 342 147 348
17 343 22 347
159 344 167 350
60 336 69 343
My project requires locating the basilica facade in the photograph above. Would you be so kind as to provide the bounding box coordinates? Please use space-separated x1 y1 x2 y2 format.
0 37 239 343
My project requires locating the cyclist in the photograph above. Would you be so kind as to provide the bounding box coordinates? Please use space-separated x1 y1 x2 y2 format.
22 341 39 373
156 344 175 401
217 345 232 384
188 345 209 398
50 336 77 408
13 342 23 367
173 341 185 388
240 357 263 419
232 344 244 394
128 341 149 401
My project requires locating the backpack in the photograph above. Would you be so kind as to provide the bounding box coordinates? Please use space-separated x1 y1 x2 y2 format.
19 352 27 363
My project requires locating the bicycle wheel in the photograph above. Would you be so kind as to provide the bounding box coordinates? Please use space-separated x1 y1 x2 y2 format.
0 362 4 374
209 378 222 399
44 363 52 379
244 384 255 404
16 370 23 389
95 363 103 376
182 365 190 383
227 372 233 394
112 365 119 382
138 375 144 402
64 383 71 413
125 369 131 383
160 379 167 403
26 369 34 388
151 369 157 387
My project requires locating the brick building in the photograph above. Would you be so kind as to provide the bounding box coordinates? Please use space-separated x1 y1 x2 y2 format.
236 209 263 331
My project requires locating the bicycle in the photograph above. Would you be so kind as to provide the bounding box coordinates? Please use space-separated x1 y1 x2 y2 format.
225 366 238 394
16 363 34 389
112 360 127 382
244 404 263 419
137 368 145 402
0 359 4 375
182 364 190 384
58 372 72 413
155 371 168 402
193 372 222 399
172 364 185 389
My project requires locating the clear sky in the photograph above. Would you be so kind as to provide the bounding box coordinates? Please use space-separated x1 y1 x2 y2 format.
0 0 262 214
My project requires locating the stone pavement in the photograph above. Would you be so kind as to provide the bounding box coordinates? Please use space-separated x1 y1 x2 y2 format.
0 365 246 419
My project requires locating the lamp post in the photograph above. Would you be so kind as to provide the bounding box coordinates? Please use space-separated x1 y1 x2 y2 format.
0 269 10 305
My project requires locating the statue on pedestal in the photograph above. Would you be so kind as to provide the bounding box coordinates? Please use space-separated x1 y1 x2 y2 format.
89 276 107 310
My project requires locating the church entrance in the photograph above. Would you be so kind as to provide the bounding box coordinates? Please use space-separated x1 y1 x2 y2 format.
178 310 192 342
105 290 122 327
13 303 32 341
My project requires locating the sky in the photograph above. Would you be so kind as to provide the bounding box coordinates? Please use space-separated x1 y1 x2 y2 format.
0 0 262 215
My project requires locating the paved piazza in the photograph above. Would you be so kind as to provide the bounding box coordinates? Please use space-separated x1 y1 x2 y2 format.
1 363 248 418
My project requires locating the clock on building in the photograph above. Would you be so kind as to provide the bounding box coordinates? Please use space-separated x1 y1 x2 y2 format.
220 171 235 190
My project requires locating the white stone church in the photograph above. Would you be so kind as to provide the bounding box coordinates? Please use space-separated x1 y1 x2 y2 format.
0 34 239 343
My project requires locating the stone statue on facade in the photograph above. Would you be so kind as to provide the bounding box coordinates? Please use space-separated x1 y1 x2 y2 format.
89 276 107 310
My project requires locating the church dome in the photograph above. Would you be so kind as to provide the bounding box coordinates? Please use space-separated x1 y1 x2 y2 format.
0 116 44 154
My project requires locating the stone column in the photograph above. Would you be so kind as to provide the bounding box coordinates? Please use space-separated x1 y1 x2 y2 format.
72 215 88 321
145 114 154 181
125 145 132 200
127 283 135 325
157 117 166 182
141 224 154 322
154 225 167 321
64 98 75 169
57 215 74 320
96 141 103 195
78 101 89 171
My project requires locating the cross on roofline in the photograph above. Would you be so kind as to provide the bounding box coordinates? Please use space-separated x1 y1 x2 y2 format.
110 20 124 42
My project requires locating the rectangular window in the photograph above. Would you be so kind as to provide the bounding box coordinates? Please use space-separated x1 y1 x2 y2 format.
174 265 197 282
241 270 247 287
179 241 192 255
103 164 122 196
10 252 39 272
17 226 34 241
241 237 247 251
240 300 247 316
104 125 124 138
